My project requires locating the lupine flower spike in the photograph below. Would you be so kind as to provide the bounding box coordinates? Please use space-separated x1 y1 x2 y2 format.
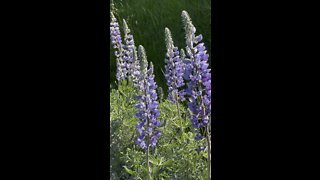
122 19 140 87
182 10 211 179
135 45 161 149
164 28 186 103
110 12 127 82
181 10 211 139
135 46 161 179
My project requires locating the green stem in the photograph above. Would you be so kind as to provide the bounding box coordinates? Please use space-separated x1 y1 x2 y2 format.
175 93 183 131
143 79 151 180
147 138 151 180
206 124 211 180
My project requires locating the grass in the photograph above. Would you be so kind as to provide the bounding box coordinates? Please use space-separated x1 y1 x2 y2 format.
110 0 211 91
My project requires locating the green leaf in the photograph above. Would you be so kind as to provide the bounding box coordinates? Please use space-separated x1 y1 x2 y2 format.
152 166 159 176
123 166 136 175
158 157 164 165
149 158 159 165
202 152 208 159
162 159 174 167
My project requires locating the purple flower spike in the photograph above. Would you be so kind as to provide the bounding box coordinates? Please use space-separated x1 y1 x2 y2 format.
135 46 161 149
181 10 211 140
110 12 127 81
164 28 186 104
122 19 140 87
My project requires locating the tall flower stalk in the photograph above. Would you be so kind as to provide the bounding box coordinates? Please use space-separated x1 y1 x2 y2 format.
164 27 186 105
135 45 161 179
110 12 127 82
122 19 140 87
182 10 211 179
164 28 186 131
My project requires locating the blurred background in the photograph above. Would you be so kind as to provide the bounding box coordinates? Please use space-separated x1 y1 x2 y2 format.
110 0 211 91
